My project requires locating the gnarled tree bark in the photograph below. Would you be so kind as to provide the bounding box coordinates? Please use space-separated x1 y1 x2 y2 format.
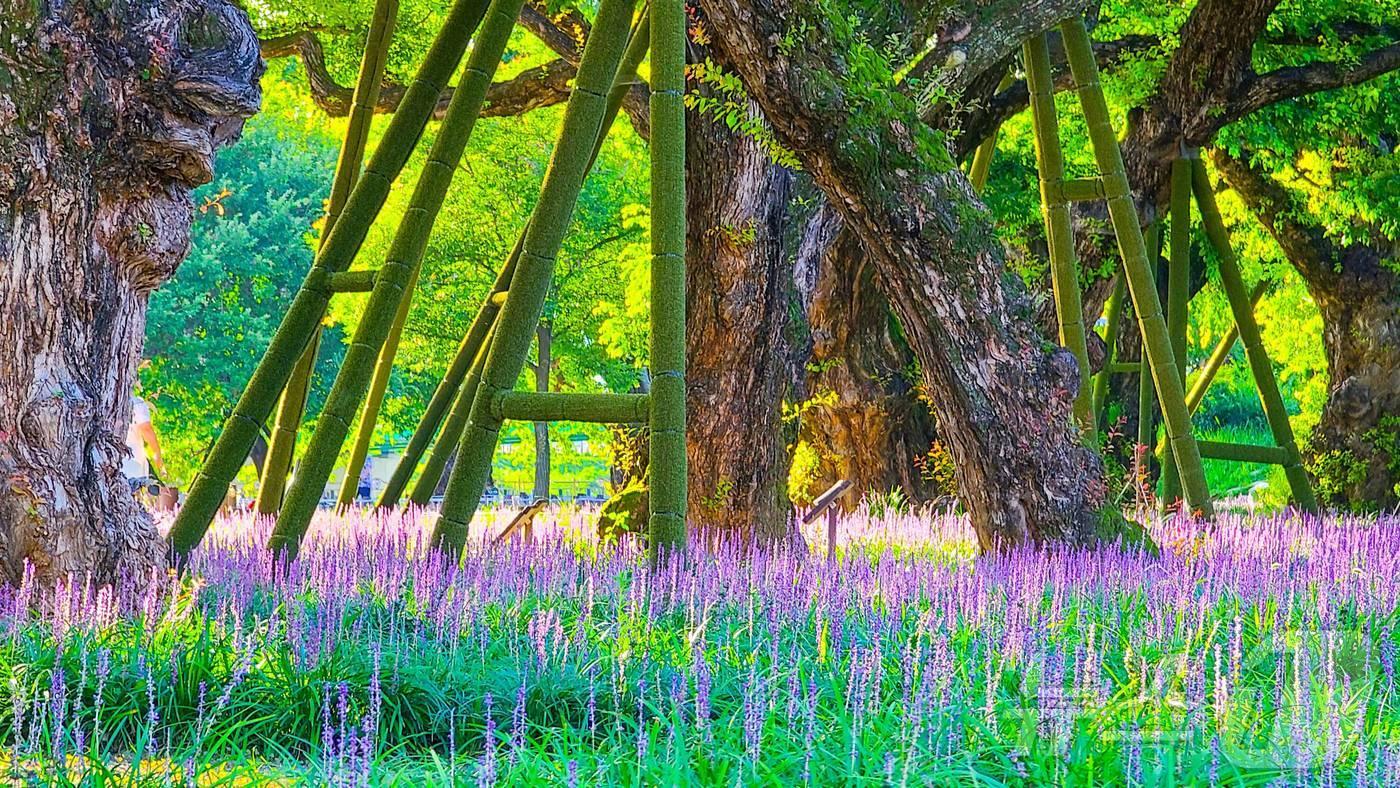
792 204 939 508
684 78 795 539
704 0 1108 550
0 0 261 583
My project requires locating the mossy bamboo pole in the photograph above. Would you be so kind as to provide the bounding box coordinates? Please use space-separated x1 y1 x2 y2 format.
1185 281 1268 413
1191 159 1318 511
1196 440 1289 465
493 392 650 423
1024 33 1094 438
167 0 492 558
967 75 1013 193
1060 17 1213 517
256 0 398 516
1137 224 1160 453
408 316 498 506
335 255 421 508
432 0 639 555
378 11 653 509
646 0 686 555
1160 155 1193 506
1091 271 1126 419
265 0 526 561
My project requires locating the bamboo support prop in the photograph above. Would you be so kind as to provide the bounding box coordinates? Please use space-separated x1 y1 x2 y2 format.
377 10 653 509
264 0 527 561
1091 272 1127 419
1196 440 1289 465
1136 224 1159 453
1059 17 1213 517
407 316 498 505
1190 159 1317 510
255 0 398 516
967 74 1013 192
1160 155 1193 505
169 0 493 556
432 0 640 555
646 0 687 555
1024 33 1095 438
1184 281 1267 413
492 392 650 423
334 249 420 508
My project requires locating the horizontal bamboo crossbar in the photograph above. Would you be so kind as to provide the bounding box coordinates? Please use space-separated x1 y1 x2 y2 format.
1196 440 1288 465
327 270 378 292
1108 361 1141 375
491 392 650 423
1060 178 1105 202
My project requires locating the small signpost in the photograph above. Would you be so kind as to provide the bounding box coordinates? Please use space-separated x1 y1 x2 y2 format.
491 498 548 548
802 480 852 561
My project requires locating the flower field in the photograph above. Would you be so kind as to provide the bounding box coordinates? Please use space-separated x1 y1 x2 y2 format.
3 507 1399 785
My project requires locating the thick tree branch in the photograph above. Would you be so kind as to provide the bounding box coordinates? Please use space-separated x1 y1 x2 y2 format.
260 5 654 138
518 0 651 139
1236 41 1400 120
258 30 578 119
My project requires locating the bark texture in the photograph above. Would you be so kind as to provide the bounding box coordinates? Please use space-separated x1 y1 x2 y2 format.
684 80 795 539
1214 150 1400 511
703 0 1108 550
0 0 261 583
792 204 939 508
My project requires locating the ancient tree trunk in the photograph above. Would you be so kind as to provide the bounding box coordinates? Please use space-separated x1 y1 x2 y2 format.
0 0 261 584
533 321 551 501
685 84 794 539
704 0 1108 550
1214 150 1400 511
792 205 939 508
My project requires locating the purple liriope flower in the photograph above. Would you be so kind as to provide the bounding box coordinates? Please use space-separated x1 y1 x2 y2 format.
481 693 497 788
509 681 526 765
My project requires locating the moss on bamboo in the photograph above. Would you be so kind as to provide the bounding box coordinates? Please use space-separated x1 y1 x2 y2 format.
431 0 640 556
646 0 687 556
167 0 493 558
1059 17 1213 518
1023 33 1094 439
266 0 526 561
255 0 398 516
380 11 652 510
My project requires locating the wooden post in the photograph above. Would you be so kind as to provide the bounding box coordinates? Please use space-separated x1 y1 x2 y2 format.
1023 34 1095 438
802 480 851 561
267 0 526 561
168 0 493 558
1059 17 1213 517
256 0 398 516
1190 159 1317 511
432 0 640 556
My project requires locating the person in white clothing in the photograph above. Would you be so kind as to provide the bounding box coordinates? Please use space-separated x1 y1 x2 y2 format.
124 395 169 493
